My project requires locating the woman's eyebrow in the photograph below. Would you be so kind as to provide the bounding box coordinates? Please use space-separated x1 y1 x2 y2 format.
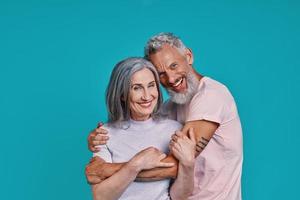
148 81 155 84
131 83 143 87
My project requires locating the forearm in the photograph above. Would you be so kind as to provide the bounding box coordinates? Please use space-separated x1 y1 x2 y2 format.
92 156 177 182
135 155 178 181
92 162 140 200
98 162 124 178
170 161 195 200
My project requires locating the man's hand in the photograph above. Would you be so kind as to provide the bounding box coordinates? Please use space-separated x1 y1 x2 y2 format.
85 156 108 185
169 128 196 166
88 122 109 152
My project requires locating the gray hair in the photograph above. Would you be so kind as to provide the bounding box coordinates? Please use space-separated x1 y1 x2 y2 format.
106 57 163 127
144 32 187 58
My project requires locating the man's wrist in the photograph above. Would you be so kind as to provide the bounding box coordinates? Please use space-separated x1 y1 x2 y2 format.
179 158 195 168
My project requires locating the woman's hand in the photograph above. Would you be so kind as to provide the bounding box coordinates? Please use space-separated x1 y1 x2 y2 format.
129 147 175 171
169 128 196 166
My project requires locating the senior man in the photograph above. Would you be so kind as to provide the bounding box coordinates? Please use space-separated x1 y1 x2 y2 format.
86 33 243 200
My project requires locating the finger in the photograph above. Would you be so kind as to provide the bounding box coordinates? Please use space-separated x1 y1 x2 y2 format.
175 130 182 137
92 140 106 146
89 144 100 152
173 142 181 151
158 153 167 160
95 134 109 141
169 140 175 146
86 175 102 185
97 122 104 128
171 134 178 142
89 131 98 140
93 146 101 152
171 147 180 156
188 127 196 142
96 128 108 134
157 162 175 168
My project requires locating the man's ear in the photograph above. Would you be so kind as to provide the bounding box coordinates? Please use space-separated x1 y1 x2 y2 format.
185 48 194 65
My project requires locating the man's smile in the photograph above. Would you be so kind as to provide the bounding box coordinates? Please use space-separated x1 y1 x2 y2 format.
170 77 187 93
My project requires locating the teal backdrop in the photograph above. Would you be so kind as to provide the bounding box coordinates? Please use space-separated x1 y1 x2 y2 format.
1 0 299 199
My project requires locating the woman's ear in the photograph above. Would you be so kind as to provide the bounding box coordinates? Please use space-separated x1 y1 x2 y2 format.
121 94 125 101
185 48 194 65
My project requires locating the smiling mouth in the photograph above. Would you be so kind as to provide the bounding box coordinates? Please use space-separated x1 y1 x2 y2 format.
138 100 154 108
173 77 183 87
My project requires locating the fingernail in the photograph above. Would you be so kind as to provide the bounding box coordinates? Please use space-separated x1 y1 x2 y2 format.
97 122 103 128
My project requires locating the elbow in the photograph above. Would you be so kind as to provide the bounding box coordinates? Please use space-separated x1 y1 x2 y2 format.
170 191 193 200
170 194 189 200
170 184 194 200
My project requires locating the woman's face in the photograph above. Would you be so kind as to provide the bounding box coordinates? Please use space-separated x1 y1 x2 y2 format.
129 68 159 121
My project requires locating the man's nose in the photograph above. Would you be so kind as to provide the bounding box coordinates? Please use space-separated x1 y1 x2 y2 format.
166 71 176 84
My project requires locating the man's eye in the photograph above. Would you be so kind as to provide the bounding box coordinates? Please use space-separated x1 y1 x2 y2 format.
170 63 177 69
149 83 156 88
159 73 166 77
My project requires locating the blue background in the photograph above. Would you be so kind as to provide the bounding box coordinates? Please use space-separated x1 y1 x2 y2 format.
0 0 299 199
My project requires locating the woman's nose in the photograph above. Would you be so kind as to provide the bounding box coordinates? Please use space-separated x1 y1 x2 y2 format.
142 89 151 100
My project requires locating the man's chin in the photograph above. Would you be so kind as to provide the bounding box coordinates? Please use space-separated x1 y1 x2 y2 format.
167 90 191 104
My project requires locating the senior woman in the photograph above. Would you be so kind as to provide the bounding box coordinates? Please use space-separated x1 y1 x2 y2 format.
90 57 195 200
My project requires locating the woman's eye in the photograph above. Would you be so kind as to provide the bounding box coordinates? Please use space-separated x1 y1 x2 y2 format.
133 86 141 91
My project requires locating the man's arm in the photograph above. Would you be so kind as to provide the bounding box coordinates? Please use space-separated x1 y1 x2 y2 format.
86 157 125 184
86 120 219 184
86 155 177 184
181 119 219 156
135 120 219 181
91 147 174 200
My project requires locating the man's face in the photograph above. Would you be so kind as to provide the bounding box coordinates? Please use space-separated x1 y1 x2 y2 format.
149 44 193 94
149 44 198 104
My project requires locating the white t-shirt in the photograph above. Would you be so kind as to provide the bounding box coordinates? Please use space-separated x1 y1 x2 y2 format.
94 118 182 200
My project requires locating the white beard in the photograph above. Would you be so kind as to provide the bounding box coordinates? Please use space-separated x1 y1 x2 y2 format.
167 73 199 105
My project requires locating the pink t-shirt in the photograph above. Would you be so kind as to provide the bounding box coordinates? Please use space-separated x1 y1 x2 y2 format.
165 77 243 200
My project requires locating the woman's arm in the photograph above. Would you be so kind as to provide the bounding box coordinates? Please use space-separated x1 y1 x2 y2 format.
92 147 174 200
169 128 196 200
92 161 140 200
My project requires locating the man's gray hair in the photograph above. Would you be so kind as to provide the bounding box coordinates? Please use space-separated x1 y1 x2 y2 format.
144 32 187 58
106 57 163 127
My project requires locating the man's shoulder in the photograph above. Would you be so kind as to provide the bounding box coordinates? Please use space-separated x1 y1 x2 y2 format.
201 77 229 93
194 77 234 103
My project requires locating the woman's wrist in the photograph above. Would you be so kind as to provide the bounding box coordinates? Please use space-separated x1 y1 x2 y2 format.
179 157 195 168
127 158 144 172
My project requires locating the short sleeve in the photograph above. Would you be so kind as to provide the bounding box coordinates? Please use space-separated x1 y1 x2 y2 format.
186 89 227 124
93 144 113 163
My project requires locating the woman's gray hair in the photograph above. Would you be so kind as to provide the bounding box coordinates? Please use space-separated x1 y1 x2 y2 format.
106 57 163 127
144 32 187 59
